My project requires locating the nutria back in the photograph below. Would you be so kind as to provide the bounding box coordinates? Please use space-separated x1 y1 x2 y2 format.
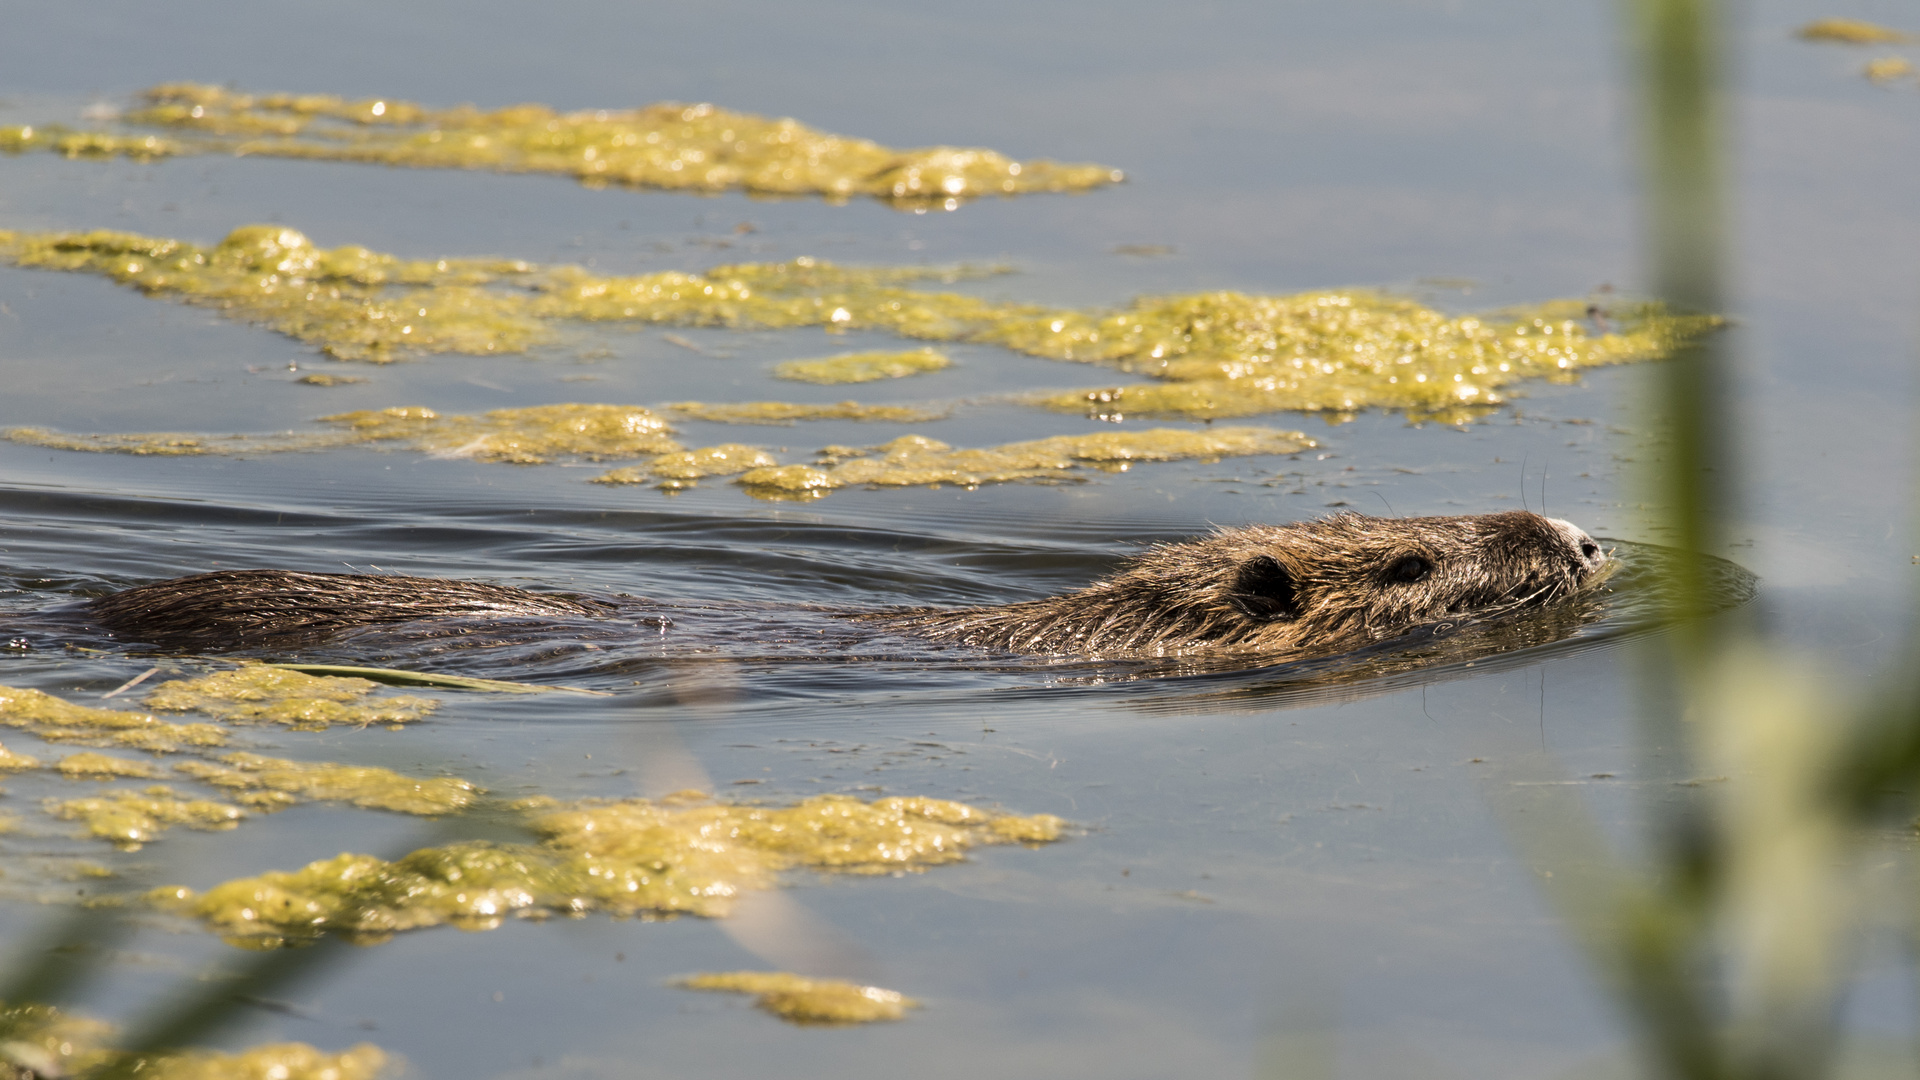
83 511 1607 660
88 568 616 649
870 510 1609 658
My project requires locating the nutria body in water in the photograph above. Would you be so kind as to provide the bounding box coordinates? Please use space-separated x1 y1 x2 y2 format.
84 511 1607 659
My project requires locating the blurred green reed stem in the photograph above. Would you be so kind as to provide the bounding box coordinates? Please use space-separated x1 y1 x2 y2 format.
1620 0 1739 1075
1612 1 1920 1077
1626 0 1732 641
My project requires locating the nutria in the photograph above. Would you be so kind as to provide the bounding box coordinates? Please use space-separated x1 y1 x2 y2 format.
78 511 1608 661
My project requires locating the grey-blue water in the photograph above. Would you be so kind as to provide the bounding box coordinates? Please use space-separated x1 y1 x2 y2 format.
0 1 1915 1077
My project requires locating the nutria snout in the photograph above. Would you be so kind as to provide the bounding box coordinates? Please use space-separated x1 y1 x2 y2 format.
80 511 1608 660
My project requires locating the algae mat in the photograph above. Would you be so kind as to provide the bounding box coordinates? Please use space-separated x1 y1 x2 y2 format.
3 402 1316 498
153 791 1062 946
0 224 1715 422
0 1002 388 1080
0 84 1123 209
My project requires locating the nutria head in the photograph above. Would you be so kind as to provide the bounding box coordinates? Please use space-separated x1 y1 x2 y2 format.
884 511 1610 658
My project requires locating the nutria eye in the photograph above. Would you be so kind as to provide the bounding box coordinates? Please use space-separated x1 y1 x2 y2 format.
1580 542 1600 560
1384 555 1432 584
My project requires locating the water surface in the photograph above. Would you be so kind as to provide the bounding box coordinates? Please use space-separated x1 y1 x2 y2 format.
0 1 1915 1077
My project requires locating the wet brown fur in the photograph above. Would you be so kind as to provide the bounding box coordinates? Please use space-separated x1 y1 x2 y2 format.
88 568 615 649
870 511 1608 657
85 511 1606 658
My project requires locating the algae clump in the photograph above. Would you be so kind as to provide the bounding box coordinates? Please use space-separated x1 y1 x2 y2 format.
6 403 683 466
137 1042 390 1080
1796 18 1913 44
0 124 177 159
57 752 164 780
678 972 918 1025
666 401 946 425
318 403 680 462
1008 293 1716 423
636 443 777 479
0 1001 116 1077
146 668 438 730
48 785 246 849
775 348 950 384
174 752 479 815
155 792 1063 946
115 84 1122 208
1 428 332 457
0 742 41 771
0 1001 387 1080
0 684 227 752
0 227 1714 422
0 224 542 362
1864 56 1917 82
594 443 778 488
737 427 1315 497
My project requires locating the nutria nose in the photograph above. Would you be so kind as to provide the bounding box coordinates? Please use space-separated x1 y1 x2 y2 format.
1547 517 1609 576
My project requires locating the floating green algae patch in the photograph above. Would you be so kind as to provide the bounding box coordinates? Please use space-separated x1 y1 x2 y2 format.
735 428 1315 498
48 785 246 849
0 124 179 159
594 443 777 489
154 792 1063 946
0 226 1714 418
0 684 228 752
1865 56 1917 82
145 668 438 730
103 83 1122 207
5 403 682 465
174 752 480 815
532 256 1010 334
57 751 164 780
137 1042 390 1080
678 972 918 1026
0 742 41 771
0 225 540 362
665 400 946 425
1 428 263 458
0 1001 115 1077
640 443 777 478
1016 293 1717 423
1 428 334 457
1796 18 1913 43
319 403 680 462
0 1001 389 1080
774 348 950 384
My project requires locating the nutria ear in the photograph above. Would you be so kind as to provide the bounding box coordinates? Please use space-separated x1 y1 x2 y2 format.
1228 555 1300 621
